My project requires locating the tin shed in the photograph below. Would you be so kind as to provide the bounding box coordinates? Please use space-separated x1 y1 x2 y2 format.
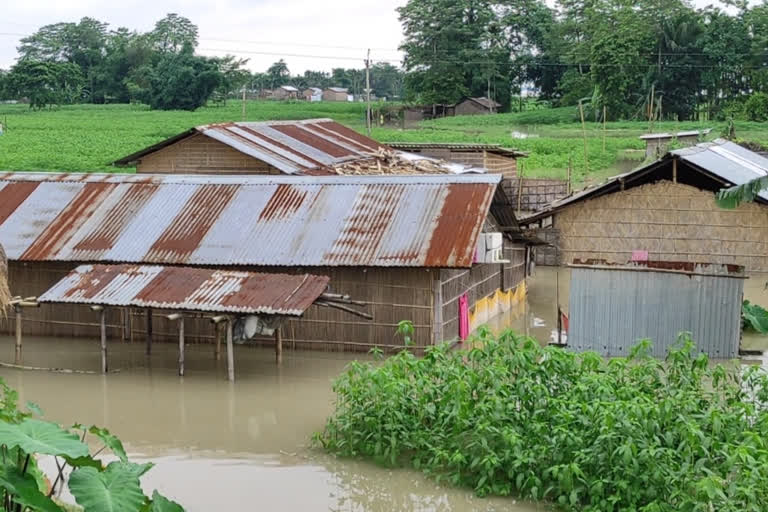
568 260 745 359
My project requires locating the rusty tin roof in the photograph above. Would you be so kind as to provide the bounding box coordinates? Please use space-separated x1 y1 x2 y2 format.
38 264 329 315
112 119 388 173
0 173 500 268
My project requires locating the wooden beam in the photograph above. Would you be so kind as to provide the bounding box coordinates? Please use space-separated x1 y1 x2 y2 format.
226 319 235 382
672 158 678 183
432 279 443 345
215 323 222 361
275 327 283 365
145 308 152 356
14 305 22 365
178 316 185 377
100 309 107 374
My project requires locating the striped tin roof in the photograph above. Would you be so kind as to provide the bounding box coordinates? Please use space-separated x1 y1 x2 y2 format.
0 173 500 268
112 119 388 174
38 264 329 316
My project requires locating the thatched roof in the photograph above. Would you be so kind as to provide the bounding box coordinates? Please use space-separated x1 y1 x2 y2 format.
0 244 9 312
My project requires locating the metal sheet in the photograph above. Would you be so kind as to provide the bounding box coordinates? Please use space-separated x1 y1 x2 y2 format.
38 264 330 316
0 173 501 268
568 261 745 359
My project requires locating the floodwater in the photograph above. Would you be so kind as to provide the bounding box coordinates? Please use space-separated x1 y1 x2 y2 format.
2 266 766 511
0 336 543 512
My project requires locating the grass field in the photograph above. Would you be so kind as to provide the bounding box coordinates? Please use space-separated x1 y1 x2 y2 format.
1 102 767 186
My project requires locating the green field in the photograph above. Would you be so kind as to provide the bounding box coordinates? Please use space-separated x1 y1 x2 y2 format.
1 102 767 186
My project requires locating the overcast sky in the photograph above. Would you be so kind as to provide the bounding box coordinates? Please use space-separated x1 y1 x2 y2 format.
0 0 747 74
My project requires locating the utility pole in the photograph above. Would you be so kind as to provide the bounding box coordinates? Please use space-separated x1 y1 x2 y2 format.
365 49 372 136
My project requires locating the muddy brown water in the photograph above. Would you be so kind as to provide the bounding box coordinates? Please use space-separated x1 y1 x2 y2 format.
2 266 766 511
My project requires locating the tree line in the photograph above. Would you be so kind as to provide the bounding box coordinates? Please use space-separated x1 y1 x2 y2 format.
398 0 768 120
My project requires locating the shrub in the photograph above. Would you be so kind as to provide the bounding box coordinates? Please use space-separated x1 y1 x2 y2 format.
318 329 768 511
744 93 768 122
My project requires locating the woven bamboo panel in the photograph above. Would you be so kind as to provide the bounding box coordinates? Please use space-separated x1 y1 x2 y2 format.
556 180 768 272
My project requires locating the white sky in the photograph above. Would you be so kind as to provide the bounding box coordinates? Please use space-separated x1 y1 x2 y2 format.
0 0 749 74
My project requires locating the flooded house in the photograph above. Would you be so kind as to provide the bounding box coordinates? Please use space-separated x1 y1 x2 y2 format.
385 143 523 179
454 97 501 116
519 139 768 272
640 129 711 158
0 173 529 368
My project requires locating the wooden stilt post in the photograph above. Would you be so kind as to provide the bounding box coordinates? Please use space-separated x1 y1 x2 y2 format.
14 305 22 365
226 319 235 382
121 308 129 342
178 316 185 377
99 308 107 374
275 327 282 365
145 308 152 356
215 323 222 361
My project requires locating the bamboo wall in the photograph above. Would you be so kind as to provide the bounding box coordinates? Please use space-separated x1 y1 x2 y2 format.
1 262 437 353
136 134 282 175
555 180 768 272
502 178 568 213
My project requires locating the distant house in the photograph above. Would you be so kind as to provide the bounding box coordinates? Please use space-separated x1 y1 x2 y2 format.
386 142 524 180
303 87 322 102
271 86 299 100
640 129 711 158
323 87 349 102
454 97 501 116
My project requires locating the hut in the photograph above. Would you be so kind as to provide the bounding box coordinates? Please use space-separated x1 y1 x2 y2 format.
568 260 744 359
519 139 768 272
0 173 529 356
271 86 299 100
303 87 322 102
322 87 349 102
454 97 501 116
640 129 711 158
385 143 524 180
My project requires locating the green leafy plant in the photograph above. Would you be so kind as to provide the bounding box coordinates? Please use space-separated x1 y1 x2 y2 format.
743 300 768 333
318 328 768 511
0 378 184 512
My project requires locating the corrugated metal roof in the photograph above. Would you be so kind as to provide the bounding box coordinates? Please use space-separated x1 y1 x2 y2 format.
519 139 768 224
568 260 744 358
639 128 712 140
38 264 329 316
385 142 527 157
0 173 500 268
327 87 348 93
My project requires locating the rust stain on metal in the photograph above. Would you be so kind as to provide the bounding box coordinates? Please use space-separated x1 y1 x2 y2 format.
222 272 329 312
22 183 118 260
0 182 40 226
135 266 212 304
314 121 388 152
271 124 353 158
147 184 239 262
425 184 490 267
62 265 123 300
73 184 158 252
258 184 308 221
233 126 327 168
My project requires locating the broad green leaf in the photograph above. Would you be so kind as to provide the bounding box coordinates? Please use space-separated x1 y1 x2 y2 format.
26 401 44 417
64 455 104 471
69 463 146 512
0 418 89 458
0 463 64 512
122 461 155 478
716 176 768 209
743 300 768 334
89 426 128 462
150 490 184 512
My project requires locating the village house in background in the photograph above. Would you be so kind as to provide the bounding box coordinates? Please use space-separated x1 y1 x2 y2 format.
640 129 712 158
453 97 502 116
271 85 299 100
322 87 349 102
0 173 529 359
303 87 322 102
520 139 768 272
385 143 523 180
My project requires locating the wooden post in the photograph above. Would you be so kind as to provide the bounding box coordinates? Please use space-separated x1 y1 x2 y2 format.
215 323 222 361
365 49 372 136
567 156 573 195
602 105 607 154
121 308 129 342
432 278 443 345
145 308 152 356
672 158 678 183
226 319 235 382
100 309 107 374
178 316 185 377
275 327 283 365
14 305 22 365
578 100 589 175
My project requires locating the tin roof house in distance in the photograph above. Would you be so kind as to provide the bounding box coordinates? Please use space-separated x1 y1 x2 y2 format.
640 129 712 158
0 172 529 370
520 139 768 272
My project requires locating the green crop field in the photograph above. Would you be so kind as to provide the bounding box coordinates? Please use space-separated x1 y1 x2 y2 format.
1 102 767 187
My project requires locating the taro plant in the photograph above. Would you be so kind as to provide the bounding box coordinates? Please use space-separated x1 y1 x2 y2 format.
0 378 184 512
318 328 768 511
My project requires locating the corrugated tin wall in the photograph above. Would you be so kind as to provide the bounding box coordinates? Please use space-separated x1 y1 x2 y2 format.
568 266 743 358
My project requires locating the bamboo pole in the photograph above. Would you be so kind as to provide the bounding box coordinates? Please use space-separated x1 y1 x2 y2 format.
178 316 185 377
100 309 107 374
14 305 22 365
567 156 573 195
226 319 235 382
602 105 607 154
275 327 282 365
145 308 152 356
215 323 222 361
578 100 589 175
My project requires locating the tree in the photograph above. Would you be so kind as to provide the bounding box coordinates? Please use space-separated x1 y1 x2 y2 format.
6 60 84 109
267 59 290 88
213 55 251 101
150 13 199 54
139 45 222 110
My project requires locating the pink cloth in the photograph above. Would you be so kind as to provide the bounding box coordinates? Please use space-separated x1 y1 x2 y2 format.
459 293 469 340
631 250 649 262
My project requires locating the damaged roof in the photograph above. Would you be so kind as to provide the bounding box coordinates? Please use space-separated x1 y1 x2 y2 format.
0 173 500 268
38 264 329 316
386 142 527 157
519 139 768 225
